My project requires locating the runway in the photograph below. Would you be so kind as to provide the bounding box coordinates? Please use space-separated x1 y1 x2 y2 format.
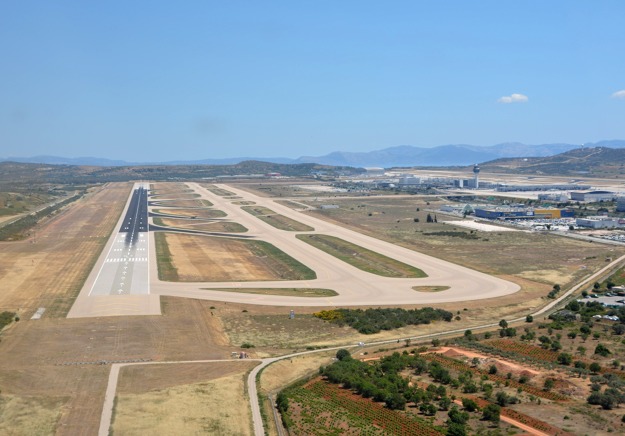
90 185 149 296
67 183 160 318
69 180 521 316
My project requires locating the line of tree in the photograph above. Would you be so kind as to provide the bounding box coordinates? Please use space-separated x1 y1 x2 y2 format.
313 307 453 334
0 192 83 241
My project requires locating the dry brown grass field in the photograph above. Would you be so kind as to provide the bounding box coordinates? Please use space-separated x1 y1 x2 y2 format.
160 233 315 281
300 195 623 289
155 217 248 232
149 199 206 208
150 182 193 194
113 362 256 435
0 183 131 317
152 207 226 218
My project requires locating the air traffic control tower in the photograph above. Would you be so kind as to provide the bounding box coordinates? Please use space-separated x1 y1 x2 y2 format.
473 164 480 189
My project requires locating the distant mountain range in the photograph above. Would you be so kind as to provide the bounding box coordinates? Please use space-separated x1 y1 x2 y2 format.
2 140 625 168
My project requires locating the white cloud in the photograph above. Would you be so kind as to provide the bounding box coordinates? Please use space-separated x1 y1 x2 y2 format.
611 90 625 99
498 93 528 104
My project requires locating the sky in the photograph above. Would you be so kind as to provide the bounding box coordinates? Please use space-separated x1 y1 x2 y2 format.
1 1 625 161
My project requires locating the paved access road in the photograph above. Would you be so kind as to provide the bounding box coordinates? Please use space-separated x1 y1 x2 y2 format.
150 182 520 306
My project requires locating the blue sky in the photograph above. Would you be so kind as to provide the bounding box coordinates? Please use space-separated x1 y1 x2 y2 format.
1 1 624 161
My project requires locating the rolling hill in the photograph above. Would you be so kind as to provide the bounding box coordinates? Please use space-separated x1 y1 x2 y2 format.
478 146 625 177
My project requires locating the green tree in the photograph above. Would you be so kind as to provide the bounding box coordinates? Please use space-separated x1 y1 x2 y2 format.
439 396 452 411
557 353 573 366
420 402 437 416
461 398 478 412
526 314 533 323
595 343 611 357
385 392 406 410
446 422 467 436
335 349 351 361
482 404 501 424
276 391 289 413
498 319 508 329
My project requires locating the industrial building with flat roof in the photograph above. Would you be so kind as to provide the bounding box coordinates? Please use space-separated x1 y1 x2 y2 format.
497 184 591 192
474 207 574 220
576 216 625 229
570 191 617 202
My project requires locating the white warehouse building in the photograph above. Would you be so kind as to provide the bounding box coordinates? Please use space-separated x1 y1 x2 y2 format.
570 190 617 202
576 216 625 229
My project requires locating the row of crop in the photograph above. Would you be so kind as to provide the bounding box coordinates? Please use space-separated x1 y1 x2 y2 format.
485 339 625 380
487 339 560 362
291 387 384 434
455 339 555 370
422 353 568 402
305 379 444 436
466 396 574 436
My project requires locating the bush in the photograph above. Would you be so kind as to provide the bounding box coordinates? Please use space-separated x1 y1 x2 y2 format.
0 311 16 330
241 342 255 348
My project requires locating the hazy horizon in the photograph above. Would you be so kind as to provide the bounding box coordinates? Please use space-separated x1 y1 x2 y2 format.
2 1 624 161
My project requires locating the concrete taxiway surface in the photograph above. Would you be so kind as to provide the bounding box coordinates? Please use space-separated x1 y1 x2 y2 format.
150 182 520 307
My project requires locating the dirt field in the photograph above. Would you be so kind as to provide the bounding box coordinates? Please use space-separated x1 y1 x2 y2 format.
0 183 131 318
161 233 315 282
303 196 623 289
0 296 234 435
113 361 256 435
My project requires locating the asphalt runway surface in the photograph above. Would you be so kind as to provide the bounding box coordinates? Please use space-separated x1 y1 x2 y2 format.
89 184 149 296
68 183 160 318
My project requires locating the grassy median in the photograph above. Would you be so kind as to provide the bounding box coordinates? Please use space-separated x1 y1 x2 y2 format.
296 234 426 278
